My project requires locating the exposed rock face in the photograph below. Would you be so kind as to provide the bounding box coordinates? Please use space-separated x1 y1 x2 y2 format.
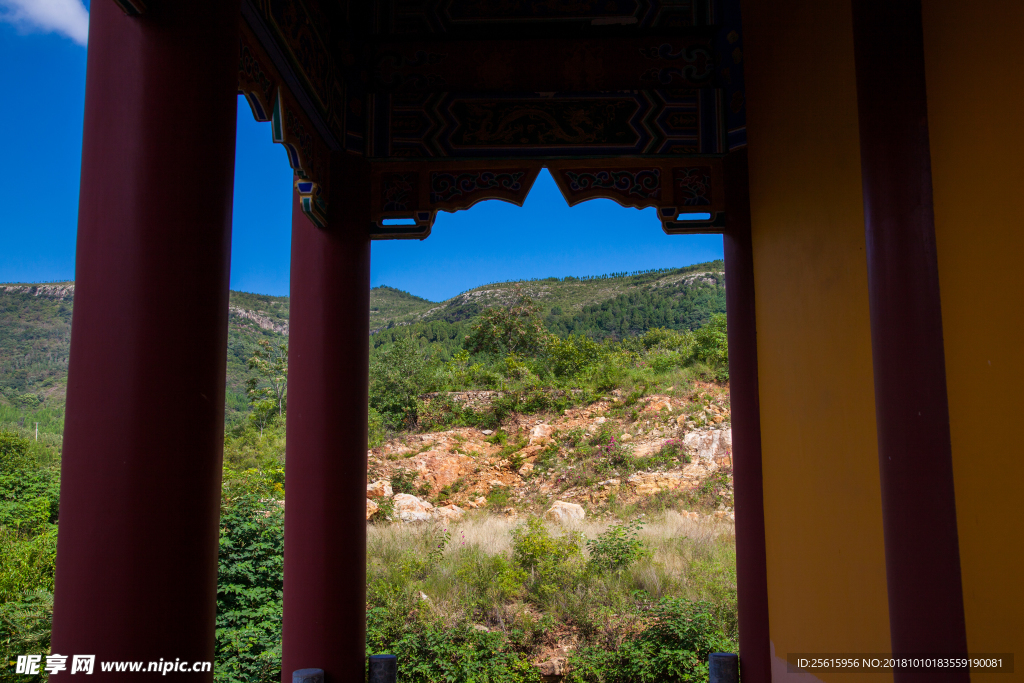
393 493 434 523
366 480 393 499
682 428 733 466
365 385 735 525
538 658 566 677
529 423 555 445
0 283 76 300
405 450 474 490
626 471 693 496
228 306 289 335
644 397 672 413
418 390 506 412
366 498 379 520
544 500 585 524
433 504 465 522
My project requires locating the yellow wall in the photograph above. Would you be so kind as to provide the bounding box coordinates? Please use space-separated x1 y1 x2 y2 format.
740 0 892 679
922 1 1024 677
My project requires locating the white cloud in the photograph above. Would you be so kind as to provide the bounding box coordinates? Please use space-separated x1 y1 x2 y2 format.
0 0 89 46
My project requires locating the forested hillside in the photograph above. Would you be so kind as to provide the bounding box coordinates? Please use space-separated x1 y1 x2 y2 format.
1 262 733 683
0 261 723 436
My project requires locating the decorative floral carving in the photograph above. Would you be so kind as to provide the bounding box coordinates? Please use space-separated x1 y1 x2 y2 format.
430 171 526 203
382 173 420 212
562 169 661 201
673 167 712 206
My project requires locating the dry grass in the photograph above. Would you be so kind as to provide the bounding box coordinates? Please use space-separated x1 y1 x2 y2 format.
366 510 738 642
368 509 730 562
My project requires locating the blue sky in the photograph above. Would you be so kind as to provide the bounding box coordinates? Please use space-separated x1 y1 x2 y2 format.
0 3 723 302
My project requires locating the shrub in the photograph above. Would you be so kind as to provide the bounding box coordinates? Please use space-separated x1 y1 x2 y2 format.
369 407 389 448
390 470 416 495
632 439 689 472
370 498 396 524
0 589 53 682
692 314 728 370
486 486 511 509
416 394 462 431
566 598 732 683
546 334 603 378
511 518 585 604
417 395 494 432
370 337 436 429
0 528 57 604
464 285 548 358
586 428 632 471
638 327 695 354
497 437 529 460
485 431 509 446
366 615 540 683
587 519 650 572
0 433 60 533
456 553 527 613
647 349 682 374
0 430 30 473
215 493 284 683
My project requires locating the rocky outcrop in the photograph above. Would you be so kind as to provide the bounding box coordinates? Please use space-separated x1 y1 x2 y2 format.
1 283 75 300
433 504 465 522
626 471 693 496
365 385 735 525
228 306 289 335
405 450 475 490
366 498 378 520
366 480 393 499
393 493 434 523
643 397 672 413
544 501 585 524
529 423 555 445
538 658 566 678
682 428 732 466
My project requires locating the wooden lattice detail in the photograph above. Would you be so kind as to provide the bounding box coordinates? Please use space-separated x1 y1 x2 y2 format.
369 159 726 239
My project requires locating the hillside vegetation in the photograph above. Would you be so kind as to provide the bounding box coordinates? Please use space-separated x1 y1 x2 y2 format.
1 262 733 683
1 262 723 434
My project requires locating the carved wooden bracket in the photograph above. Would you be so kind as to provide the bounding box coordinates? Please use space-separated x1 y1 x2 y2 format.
370 161 542 239
369 158 725 239
239 21 330 228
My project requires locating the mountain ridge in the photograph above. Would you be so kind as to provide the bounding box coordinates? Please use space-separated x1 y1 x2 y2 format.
1 261 725 429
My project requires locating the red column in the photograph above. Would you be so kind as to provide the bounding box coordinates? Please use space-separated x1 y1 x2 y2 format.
852 0 968 677
722 149 771 683
50 0 239 677
282 154 371 682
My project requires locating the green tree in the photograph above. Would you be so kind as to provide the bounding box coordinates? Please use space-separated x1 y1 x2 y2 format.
369 336 435 429
0 430 30 473
0 431 59 533
567 599 731 683
245 340 288 436
464 285 547 358
216 482 284 683
545 334 604 378
692 314 729 368
0 431 58 682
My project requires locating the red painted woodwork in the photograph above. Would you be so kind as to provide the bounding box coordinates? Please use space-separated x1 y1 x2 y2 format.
50 0 240 678
851 0 969 676
282 155 372 682
722 149 771 683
